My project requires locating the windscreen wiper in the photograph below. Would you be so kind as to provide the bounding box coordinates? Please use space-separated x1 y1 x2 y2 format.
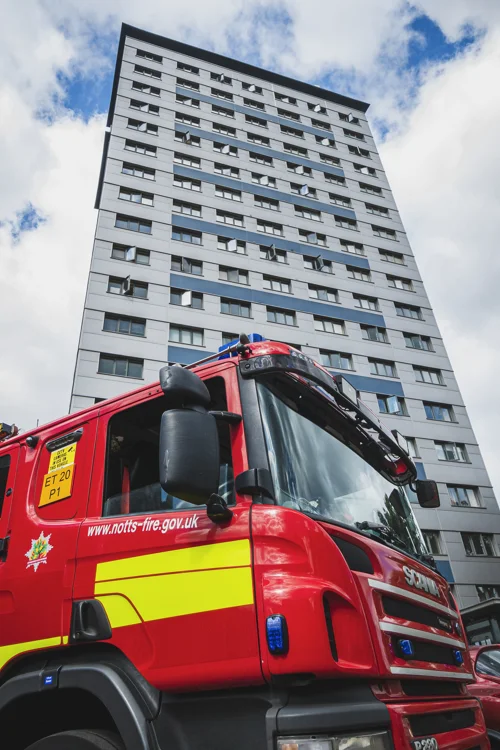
355 521 433 566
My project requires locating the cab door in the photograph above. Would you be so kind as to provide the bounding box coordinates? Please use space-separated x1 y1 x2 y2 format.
74 364 262 691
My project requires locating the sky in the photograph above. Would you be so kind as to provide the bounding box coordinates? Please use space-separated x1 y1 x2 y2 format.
1 1 500 495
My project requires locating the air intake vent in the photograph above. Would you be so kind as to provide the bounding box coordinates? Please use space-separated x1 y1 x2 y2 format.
323 595 338 660
409 709 475 737
394 638 457 666
330 536 374 573
401 680 461 697
382 595 452 632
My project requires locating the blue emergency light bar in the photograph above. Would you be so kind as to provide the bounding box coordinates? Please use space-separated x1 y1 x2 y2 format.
218 333 266 359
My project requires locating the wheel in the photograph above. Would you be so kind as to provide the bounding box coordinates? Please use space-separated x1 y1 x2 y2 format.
25 730 125 750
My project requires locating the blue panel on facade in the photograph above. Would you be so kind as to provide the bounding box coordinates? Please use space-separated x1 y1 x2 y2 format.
434 560 455 583
173 165 357 221
328 371 404 397
170 272 386 326
415 462 427 480
171 214 370 270
167 346 215 365
174 123 345 178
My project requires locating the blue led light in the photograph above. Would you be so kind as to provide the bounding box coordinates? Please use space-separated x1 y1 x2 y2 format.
398 639 414 658
44 676 53 685
453 649 463 666
266 614 288 655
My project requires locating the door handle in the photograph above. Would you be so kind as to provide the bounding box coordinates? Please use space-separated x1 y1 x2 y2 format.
5 488 12 497
0 536 9 562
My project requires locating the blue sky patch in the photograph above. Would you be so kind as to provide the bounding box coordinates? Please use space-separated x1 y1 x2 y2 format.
3 204 47 243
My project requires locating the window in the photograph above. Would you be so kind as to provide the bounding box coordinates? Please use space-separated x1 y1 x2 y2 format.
172 228 202 245
395 302 422 320
260 245 287 263
136 48 162 64
348 145 370 158
124 140 157 157
414 366 443 385
284 142 309 157
320 153 340 166
477 585 500 601
175 94 200 108
247 132 270 146
462 533 497 557
370 359 396 377
115 214 152 234
214 142 238 156
243 82 263 94
122 162 155 180
299 229 326 246
278 108 301 121
172 200 201 217
174 130 200 146
373 225 397 240
171 256 202 275
388 275 413 291
308 102 326 114
175 112 200 126
320 351 352 370
219 266 248 284
127 119 158 135
267 307 295 326
354 294 378 311
422 531 442 556
340 240 364 255
254 195 279 211
119 188 154 206
281 124 304 138
330 193 351 207
103 314 146 337
170 325 203 346
111 244 150 265
221 298 251 317
252 173 277 188
134 64 161 79
316 136 335 148
344 128 365 141
291 183 317 198
348 266 371 282
211 72 232 84
170 289 203 309
211 88 233 101
213 122 236 136
244 97 265 110
311 118 331 131
424 402 455 422
405 437 419 459
173 175 201 191
361 325 388 343
132 81 160 96
222 332 239 345
448 486 482 509
217 210 243 226
339 112 360 125
304 255 332 273
130 99 159 115
325 173 346 186
360 182 382 195
173 152 201 168
177 62 199 74
257 219 283 236
366 203 389 218
379 249 404 264
212 105 235 120
287 162 311 176
378 395 408 416
176 77 200 91
215 163 240 178
250 152 273 166
275 93 297 105
245 114 267 128
264 276 291 293
216 186 242 202
218 237 246 254
354 163 376 176
314 317 345 335
435 441 467 462
98 355 143 379
295 205 321 221
107 276 148 298
309 285 338 302
336 216 358 230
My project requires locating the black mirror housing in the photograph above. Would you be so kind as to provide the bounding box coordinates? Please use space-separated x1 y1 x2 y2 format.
159 409 220 505
160 365 211 409
416 479 440 508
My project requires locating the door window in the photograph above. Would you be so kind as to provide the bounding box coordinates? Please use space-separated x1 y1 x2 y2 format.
476 648 500 677
0 455 11 516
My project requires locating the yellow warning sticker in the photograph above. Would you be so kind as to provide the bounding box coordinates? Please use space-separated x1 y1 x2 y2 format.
39 464 76 507
48 443 77 472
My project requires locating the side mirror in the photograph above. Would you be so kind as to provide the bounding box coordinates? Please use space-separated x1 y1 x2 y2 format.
159 409 220 505
416 479 440 508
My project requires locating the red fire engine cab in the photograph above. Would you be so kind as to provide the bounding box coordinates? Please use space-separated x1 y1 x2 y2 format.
0 337 487 750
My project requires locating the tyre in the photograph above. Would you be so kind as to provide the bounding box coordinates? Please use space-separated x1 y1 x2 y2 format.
24 730 125 750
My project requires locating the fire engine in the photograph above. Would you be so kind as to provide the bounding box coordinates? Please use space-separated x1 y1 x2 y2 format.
0 336 487 750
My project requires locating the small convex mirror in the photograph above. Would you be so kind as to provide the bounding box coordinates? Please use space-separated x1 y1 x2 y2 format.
416 479 440 508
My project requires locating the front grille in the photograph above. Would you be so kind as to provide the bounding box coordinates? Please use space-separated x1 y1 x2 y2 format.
382 595 453 632
393 638 457 666
409 709 475 737
401 680 461 697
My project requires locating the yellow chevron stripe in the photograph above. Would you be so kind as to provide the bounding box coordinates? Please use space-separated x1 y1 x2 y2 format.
96 538 251 582
95 566 253 624
0 636 62 671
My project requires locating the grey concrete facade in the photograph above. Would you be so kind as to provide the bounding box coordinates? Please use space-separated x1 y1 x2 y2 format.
71 24 500 608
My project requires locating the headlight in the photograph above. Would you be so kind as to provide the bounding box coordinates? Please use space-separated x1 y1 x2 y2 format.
277 731 391 750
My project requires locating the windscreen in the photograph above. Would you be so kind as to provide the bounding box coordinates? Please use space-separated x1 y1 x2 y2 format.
257 379 428 559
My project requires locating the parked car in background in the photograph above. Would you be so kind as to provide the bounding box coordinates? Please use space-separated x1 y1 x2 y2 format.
469 645 500 748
